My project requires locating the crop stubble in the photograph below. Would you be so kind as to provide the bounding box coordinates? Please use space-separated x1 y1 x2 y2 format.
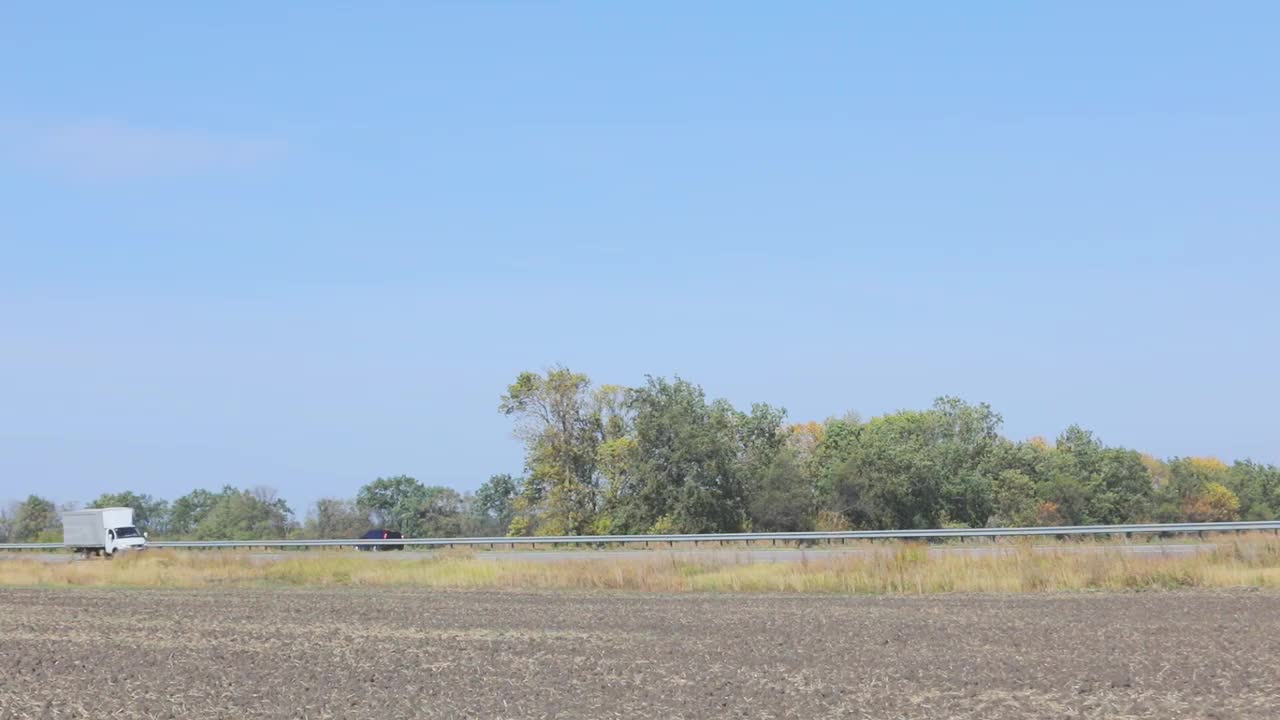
1 588 1277 719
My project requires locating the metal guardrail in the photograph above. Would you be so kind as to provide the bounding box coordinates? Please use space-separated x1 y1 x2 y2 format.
1 520 1278 552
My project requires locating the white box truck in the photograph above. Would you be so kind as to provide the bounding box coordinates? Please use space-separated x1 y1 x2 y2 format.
62 507 148 557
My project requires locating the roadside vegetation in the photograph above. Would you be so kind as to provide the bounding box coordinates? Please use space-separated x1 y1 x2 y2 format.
3 367 1278 545
3 534 1279 594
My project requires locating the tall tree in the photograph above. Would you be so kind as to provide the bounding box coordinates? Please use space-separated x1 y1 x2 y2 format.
812 415 864 515
746 448 815 531
168 488 227 536
354 476 469 537
1088 449 1155 524
834 410 944 529
13 495 59 542
1157 457 1232 521
612 376 746 533
192 487 294 540
932 397 1003 527
500 367 605 535
472 474 519 535
1034 426 1155 525
1226 461 1280 520
416 486 466 537
989 470 1039 527
357 475 430 535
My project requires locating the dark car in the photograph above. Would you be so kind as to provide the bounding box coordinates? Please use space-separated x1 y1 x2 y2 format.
357 529 405 551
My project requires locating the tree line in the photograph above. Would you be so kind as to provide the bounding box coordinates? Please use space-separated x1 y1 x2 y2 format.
2 367 1277 543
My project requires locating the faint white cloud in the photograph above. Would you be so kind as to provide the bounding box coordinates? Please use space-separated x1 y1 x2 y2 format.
13 120 285 180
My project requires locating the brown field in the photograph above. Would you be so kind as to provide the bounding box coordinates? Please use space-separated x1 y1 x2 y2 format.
1 588 1278 719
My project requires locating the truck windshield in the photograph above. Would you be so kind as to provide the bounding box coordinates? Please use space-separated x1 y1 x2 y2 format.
114 526 142 539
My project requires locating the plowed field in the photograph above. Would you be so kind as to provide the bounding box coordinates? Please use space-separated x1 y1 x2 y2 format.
1 588 1276 719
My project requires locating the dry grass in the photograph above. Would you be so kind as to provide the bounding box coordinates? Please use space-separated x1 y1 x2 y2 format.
2 534 1279 594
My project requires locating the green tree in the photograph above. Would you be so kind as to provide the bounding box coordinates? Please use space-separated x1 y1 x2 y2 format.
472 474 518 535
1036 474 1090 525
357 475 429 535
612 376 746 533
989 469 1039 527
735 402 790 496
1166 457 1230 498
838 410 944 529
812 415 862 503
1156 457 1231 521
416 486 466 537
1037 426 1153 524
594 435 639 534
746 448 815 532
304 498 371 539
168 488 227 536
1226 461 1280 520
824 459 886 530
354 476 468 537
1087 449 1155 524
814 399 1005 530
193 487 293 540
500 367 607 535
737 403 789 467
932 397 1003 527
988 437 1054 487
1040 426 1103 526
13 495 60 542
87 491 169 535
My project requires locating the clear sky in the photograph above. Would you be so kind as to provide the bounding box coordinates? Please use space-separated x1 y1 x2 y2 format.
2 3 1277 512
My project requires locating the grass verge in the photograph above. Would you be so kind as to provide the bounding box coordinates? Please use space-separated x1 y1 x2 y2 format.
2 534 1279 594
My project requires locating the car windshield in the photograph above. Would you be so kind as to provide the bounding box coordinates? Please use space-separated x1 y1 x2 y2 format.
114 526 142 538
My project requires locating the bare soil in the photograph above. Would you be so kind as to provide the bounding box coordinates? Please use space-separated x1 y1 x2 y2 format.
1 588 1276 719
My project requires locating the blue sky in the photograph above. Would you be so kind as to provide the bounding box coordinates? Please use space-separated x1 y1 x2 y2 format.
3 3 1277 512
